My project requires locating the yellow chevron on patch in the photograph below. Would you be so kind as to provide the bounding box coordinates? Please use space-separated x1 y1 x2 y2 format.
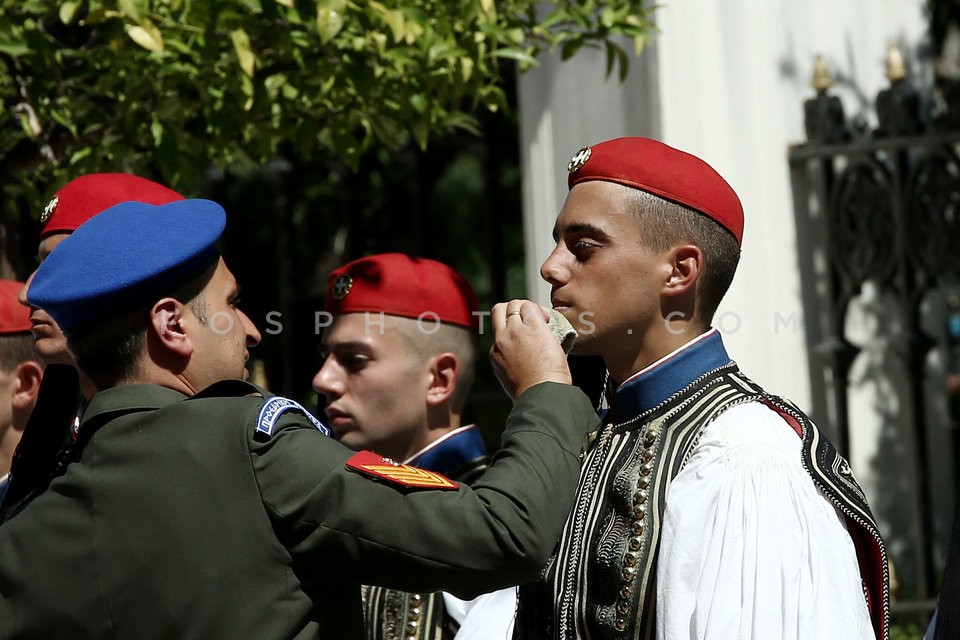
365 465 457 488
346 450 459 491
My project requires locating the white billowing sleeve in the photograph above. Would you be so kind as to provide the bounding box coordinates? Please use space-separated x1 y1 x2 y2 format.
656 401 874 640
444 586 516 640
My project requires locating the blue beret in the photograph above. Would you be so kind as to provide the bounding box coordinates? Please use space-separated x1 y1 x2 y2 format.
28 199 226 333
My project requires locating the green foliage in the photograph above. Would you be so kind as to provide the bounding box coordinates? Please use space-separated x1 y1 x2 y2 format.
0 0 655 202
890 622 924 640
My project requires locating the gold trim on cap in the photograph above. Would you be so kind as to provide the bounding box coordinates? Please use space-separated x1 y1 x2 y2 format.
331 273 353 300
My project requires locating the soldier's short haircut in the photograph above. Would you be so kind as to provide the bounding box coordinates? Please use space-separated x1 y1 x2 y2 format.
626 189 740 326
392 317 477 414
0 333 37 373
66 264 214 390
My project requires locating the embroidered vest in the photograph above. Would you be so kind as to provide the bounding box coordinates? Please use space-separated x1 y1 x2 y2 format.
362 426 491 640
516 364 889 640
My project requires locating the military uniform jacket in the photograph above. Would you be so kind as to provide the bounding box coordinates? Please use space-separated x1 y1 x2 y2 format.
0 380 597 640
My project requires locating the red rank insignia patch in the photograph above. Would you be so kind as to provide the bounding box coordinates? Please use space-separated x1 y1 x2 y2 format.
346 451 459 491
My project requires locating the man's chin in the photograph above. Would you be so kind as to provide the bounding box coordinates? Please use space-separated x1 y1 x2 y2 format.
568 333 600 356
34 339 74 367
332 431 367 453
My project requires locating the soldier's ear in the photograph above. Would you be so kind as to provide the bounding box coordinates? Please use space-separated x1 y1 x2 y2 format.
425 353 459 406
663 244 703 296
149 297 193 358
12 360 43 414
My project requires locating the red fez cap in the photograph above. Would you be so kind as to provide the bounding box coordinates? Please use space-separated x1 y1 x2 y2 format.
566 137 744 245
325 253 479 331
0 279 31 335
39 173 184 240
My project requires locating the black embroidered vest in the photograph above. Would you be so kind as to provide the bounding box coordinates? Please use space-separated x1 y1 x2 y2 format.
362 427 492 640
515 364 889 640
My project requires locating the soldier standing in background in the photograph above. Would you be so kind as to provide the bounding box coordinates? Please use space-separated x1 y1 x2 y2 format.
315 253 516 639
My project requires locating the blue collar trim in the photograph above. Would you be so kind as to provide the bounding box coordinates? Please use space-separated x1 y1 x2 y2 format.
613 331 732 419
407 425 487 474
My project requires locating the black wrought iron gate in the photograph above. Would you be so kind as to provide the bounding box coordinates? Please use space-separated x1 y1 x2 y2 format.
788 54 960 623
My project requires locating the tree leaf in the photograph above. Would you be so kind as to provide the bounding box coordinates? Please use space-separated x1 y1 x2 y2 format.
460 56 474 82
68 146 93 165
82 9 124 25
233 0 263 12
59 1 81 25
0 36 30 57
126 20 164 52
560 38 580 61
369 2 405 43
604 39 615 78
409 93 427 114
617 44 630 82
317 0 347 12
230 28 257 77
316 8 344 44
118 0 144 23
494 47 537 66
411 119 429 150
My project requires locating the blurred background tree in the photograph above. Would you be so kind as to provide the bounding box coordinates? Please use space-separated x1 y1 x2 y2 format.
0 0 655 428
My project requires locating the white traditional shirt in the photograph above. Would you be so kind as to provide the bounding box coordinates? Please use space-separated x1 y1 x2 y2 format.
657 401 875 640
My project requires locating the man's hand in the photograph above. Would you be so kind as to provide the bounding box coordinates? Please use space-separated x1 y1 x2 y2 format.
489 299 572 401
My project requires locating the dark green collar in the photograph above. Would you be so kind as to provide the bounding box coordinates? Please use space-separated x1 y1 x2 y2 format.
80 384 188 430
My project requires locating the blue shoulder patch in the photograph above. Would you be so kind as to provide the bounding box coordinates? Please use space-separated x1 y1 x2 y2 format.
256 397 330 438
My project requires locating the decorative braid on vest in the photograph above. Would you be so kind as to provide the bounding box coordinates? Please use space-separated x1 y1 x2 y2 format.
362 454 491 640
515 364 890 640
363 586 453 640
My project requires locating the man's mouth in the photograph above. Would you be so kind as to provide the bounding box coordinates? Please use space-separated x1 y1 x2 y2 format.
324 407 353 429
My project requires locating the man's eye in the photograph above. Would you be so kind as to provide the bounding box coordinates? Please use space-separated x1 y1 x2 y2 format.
341 355 370 371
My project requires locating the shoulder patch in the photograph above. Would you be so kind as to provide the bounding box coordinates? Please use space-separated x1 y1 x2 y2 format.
346 451 458 491
256 397 330 438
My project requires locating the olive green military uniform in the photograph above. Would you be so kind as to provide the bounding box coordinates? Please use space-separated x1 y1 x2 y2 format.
0 380 597 639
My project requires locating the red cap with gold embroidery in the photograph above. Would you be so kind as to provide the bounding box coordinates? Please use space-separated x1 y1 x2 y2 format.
0 279 31 335
566 137 744 245
325 253 479 331
39 173 184 240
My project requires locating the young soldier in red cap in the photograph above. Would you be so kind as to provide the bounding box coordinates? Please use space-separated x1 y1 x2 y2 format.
314 253 516 640
0 198 598 639
0 280 43 501
515 137 889 640
19 173 184 387
1 174 184 521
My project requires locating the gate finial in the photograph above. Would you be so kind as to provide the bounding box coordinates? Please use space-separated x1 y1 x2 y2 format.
812 54 832 93
886 43 907 83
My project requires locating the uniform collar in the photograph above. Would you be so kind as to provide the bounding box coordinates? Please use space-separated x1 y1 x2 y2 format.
80 384 188 431
404 425 487 475
613 329 731 419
